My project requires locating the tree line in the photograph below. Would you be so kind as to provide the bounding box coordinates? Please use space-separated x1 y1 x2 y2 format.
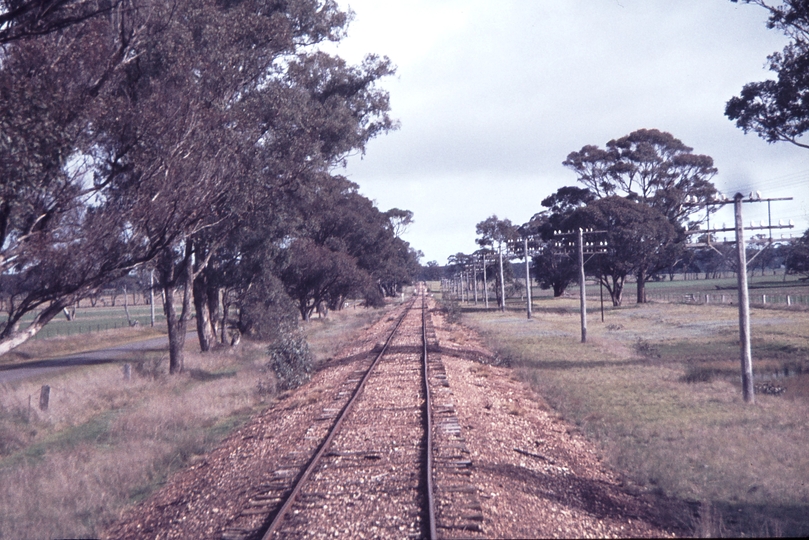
438 128 809 307
0 0 420 373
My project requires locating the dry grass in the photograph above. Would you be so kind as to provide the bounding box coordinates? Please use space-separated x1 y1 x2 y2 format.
302 300 400 366
0 303 389 539
460 297 809 537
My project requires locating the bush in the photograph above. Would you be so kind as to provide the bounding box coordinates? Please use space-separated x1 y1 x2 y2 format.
238 271 314 389
680 365 715 383
238 273 298 342
267 332 313 390
363 286 386 308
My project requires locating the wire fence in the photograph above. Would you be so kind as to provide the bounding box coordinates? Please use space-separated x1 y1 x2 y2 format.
645 292 809 307
32 315 166 340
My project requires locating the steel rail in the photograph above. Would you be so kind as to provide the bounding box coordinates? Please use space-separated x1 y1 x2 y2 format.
422 288 438 540
260 295 418 540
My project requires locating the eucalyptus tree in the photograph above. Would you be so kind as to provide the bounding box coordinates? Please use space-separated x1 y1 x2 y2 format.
563 129 716 302
0 0 124 43
727 0 809 149
563 129 718 224
279 238 368 321
284 175 417 304
786 228 809 277
115 1 396 372
384 208 414 238
475 215 516 310
0 4 164 355
527 186 594 297
0 0 397 373
186 49 397 350
565 197 678 306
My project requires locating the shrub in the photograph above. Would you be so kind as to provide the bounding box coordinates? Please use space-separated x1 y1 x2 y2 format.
238 273 298 342
680 365 715 383
267 332 313 390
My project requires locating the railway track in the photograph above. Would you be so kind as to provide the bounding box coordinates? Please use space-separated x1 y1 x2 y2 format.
218 285 484 540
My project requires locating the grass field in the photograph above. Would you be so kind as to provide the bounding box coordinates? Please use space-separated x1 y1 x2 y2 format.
0 302 392 539
21 305 166 340
449 289 809 537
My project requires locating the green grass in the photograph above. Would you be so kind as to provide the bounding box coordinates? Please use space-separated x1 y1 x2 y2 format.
443 271 809 309
21 305 166 340
458 297 809 537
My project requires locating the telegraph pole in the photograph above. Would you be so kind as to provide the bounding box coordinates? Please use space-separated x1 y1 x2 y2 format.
552 228 608 344
460 270 466 303
734 194 754 402
482 252 489 309
524 234 532 319
578 228 587 343
508 225 542 320
498 246 506 312
473 262 478 305
685 192 794 404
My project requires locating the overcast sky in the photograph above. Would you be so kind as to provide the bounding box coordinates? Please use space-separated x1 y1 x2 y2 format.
326 0 809 264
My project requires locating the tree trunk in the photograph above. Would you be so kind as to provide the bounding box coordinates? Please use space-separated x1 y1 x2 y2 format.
482 256 489 309
164 283 185 374
220 291 230 344
0 301 66 356
161 243 194 374
603 275 624 307
207 282 220 340
193 273 215 352
636 269 647 304
613 280 624 306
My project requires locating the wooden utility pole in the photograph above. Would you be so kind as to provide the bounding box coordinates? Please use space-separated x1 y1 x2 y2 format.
578 228 587 343
524 235 532 319
508 226 541 320
498 246 506 312
734 194 755 403
684 192 794 404
552 228 607 344
482 253 489 309
473 263 478 305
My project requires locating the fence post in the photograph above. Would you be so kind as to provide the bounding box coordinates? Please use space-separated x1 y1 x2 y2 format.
39 385 50 411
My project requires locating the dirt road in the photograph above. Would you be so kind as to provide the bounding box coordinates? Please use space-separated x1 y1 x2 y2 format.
0 333 193 385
